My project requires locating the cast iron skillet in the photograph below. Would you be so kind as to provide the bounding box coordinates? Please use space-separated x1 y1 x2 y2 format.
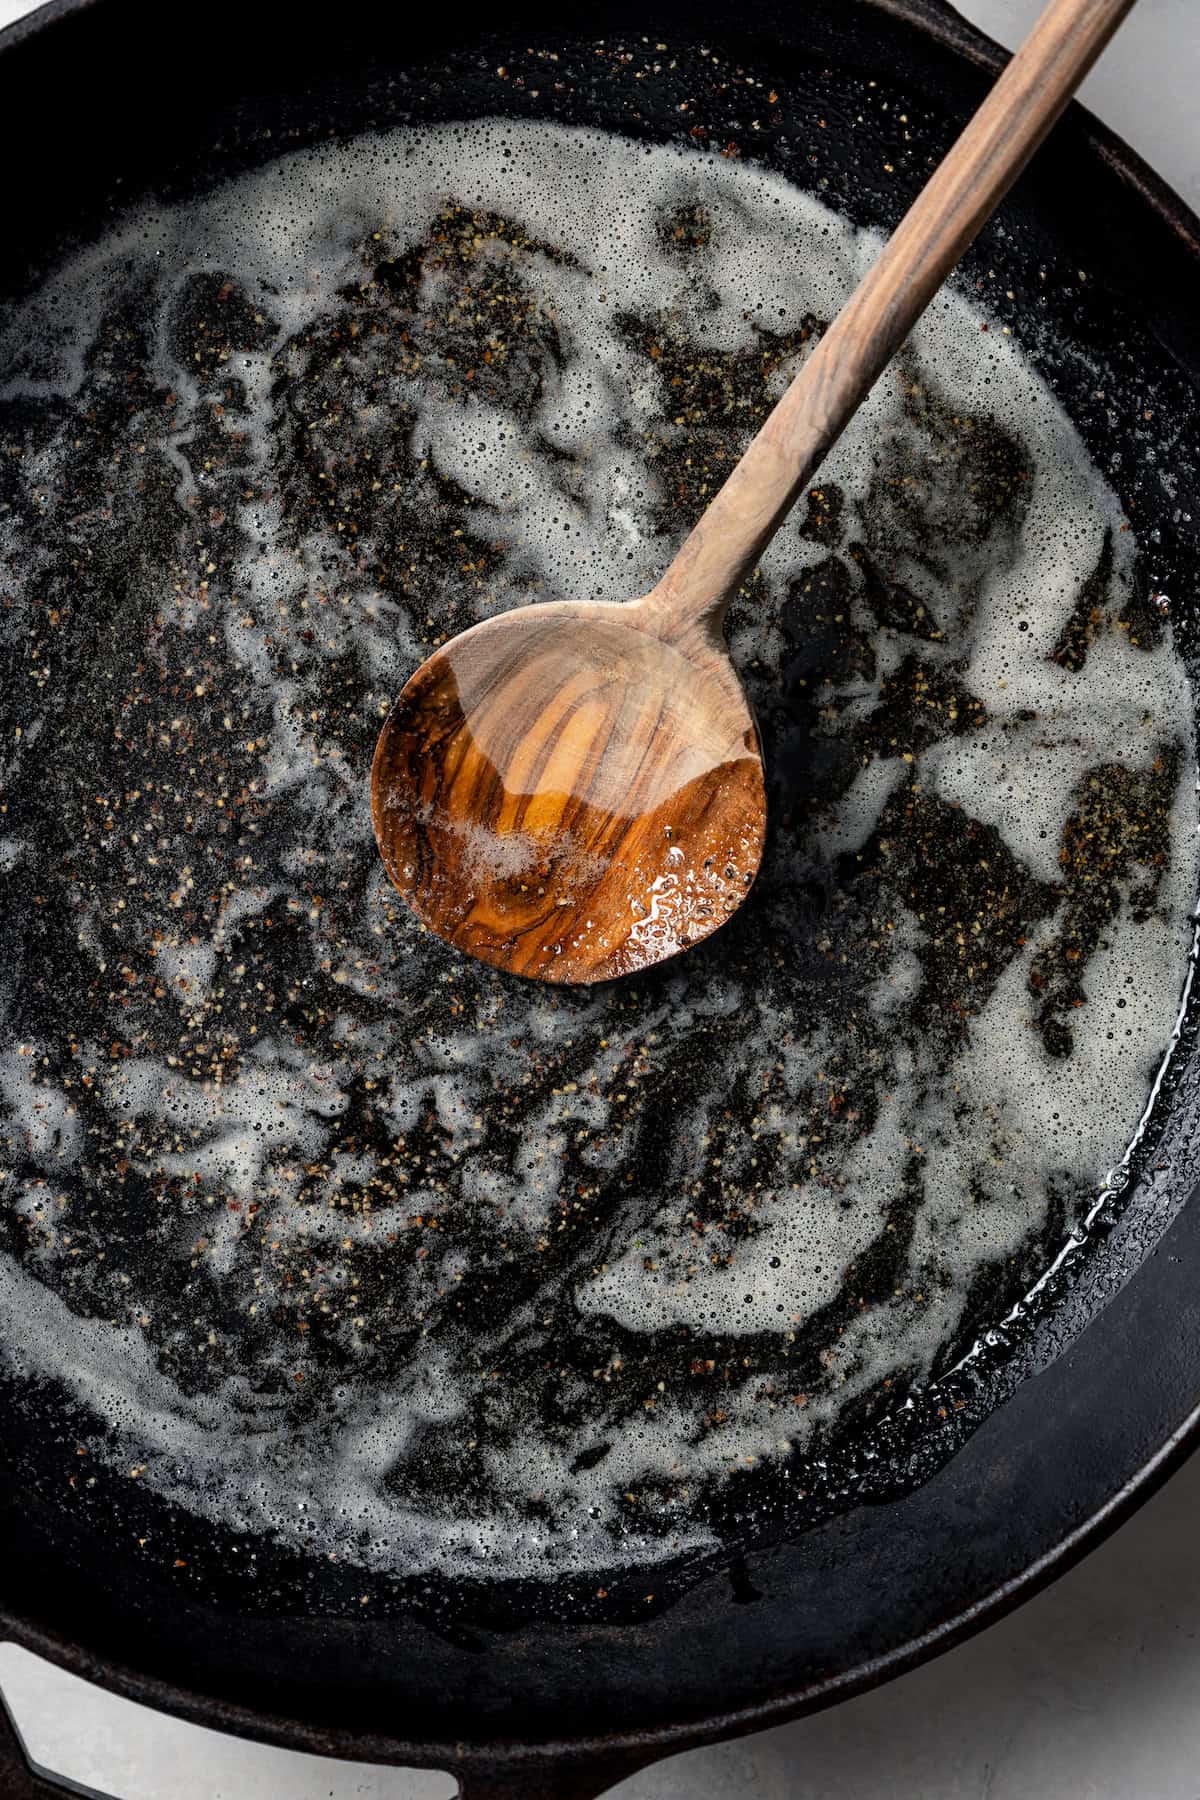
1 0 1200 1795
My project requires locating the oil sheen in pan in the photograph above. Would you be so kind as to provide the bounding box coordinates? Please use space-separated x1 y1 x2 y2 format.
0 119 1195 1581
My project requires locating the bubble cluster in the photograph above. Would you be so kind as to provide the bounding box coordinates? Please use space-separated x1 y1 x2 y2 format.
0 120 1194 1582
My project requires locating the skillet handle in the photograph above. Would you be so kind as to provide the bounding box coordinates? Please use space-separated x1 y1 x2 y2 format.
0 1676 116 1799
453 1748 658 1799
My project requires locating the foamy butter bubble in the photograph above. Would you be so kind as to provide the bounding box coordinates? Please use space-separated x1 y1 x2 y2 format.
0 119 1194 1581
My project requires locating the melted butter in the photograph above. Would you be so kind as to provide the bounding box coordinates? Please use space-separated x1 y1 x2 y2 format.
0 117 1193 1582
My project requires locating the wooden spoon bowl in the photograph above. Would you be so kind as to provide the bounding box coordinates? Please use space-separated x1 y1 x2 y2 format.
371 596 766 983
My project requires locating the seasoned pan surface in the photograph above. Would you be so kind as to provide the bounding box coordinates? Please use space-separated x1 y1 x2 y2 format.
0 0 1199 1782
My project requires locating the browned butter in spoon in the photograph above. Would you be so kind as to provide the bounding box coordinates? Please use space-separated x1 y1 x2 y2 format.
372 0 1134 984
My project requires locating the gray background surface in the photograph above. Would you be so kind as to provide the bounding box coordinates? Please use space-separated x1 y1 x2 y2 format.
0 0 1197 1793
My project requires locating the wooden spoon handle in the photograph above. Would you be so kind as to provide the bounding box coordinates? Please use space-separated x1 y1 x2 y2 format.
644 0 1137 643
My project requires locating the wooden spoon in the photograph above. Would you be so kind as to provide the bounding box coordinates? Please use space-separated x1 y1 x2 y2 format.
372 0 1134 984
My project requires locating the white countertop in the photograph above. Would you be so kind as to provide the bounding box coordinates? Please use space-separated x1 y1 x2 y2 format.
1 1 1197 1794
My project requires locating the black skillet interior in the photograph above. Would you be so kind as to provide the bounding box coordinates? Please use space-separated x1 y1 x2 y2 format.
1 0 1200 1782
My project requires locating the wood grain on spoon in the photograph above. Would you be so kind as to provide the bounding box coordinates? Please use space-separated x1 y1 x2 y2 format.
372 604 766 982
373 0 1136 985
